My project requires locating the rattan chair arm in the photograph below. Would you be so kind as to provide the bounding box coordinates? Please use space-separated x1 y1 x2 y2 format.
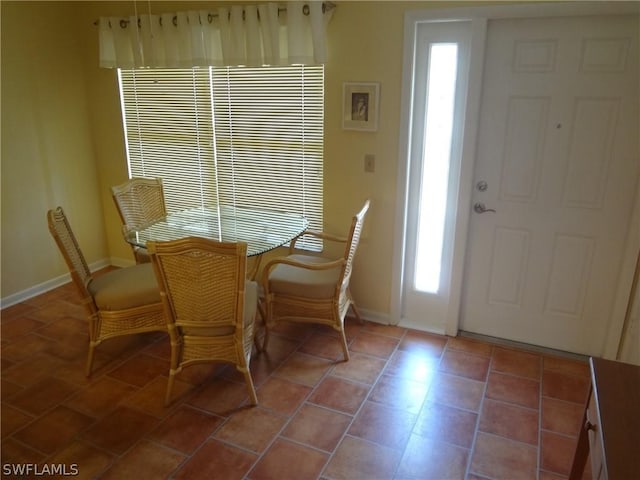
290 230 348 252
262 256 346 292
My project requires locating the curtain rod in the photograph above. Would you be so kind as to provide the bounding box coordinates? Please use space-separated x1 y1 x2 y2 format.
93 2 336 27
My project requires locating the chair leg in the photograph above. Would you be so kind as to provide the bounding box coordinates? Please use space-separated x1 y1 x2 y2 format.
165 371 176 407
338 328 350 362
86 315 100 376
165 334 181 406
253 304 266 353
261 315 272 354
349 295 364 325
259 295 273 353
85 343 97 377
239 367 258 405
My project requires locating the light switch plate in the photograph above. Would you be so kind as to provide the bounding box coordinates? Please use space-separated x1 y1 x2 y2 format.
364 154 375 173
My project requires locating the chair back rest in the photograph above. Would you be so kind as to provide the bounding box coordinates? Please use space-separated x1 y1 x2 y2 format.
111 177 167 231
341 200 370 289
47 207 93 301
148 237 247 330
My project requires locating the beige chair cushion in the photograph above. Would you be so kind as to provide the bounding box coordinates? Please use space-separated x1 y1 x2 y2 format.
88 263 160 311
268 254 341 299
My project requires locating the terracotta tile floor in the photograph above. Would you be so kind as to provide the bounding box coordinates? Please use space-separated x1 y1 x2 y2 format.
1 280 592 479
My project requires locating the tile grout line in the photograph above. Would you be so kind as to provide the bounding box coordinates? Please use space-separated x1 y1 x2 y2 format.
389 331 449 480
242 320 371 479
537 355 544 480
462 343 493 480
244 328 321 479
3 289 592 480
321 324 407 480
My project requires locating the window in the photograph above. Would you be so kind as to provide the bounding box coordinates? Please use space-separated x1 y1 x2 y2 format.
399 19 471 332
118 65 324 250
415 43 458 293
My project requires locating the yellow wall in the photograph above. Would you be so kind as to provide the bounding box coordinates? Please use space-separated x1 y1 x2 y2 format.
322 1 470 314
1 1 106 298
0 1 462 318
325 2 404 315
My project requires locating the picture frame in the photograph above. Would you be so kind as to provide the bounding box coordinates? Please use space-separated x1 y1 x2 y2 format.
342 82 380 132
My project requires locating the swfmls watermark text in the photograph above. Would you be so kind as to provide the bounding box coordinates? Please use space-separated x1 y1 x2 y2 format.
2 464 79 477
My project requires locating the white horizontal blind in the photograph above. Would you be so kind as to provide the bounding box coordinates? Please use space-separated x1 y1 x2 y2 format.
118 65 324 251
212 66 324 243
119 68 218 211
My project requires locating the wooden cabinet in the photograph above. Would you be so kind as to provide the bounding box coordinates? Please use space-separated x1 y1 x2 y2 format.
569 357 640 480
585 386 604 479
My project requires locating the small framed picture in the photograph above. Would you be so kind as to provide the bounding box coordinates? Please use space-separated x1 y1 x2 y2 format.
342 82 380 132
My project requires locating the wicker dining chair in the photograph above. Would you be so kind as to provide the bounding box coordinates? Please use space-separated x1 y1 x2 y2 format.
47 207 166 376
148 237 259 406
261 200 370 361
111 177 167 263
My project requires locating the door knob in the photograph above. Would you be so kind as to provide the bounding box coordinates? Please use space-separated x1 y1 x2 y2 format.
474 202 496 214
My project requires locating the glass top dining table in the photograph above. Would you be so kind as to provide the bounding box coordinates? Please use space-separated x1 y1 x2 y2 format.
124 205 309 257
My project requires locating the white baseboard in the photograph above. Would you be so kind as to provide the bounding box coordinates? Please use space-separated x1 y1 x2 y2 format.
358 308 390 326
358 307 448 337
0 258 112 309
397 317 447 336
459 330 589 361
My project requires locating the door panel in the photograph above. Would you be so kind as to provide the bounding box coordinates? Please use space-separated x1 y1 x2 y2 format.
461 15 639 355
500 97 548 203
487 227 530 307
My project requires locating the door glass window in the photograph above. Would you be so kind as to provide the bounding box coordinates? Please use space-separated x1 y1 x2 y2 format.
415 43 458 293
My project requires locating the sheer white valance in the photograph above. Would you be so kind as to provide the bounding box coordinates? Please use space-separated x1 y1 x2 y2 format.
98 1 334 68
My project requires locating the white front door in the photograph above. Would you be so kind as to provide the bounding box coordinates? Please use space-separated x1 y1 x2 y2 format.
461 15 639 355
